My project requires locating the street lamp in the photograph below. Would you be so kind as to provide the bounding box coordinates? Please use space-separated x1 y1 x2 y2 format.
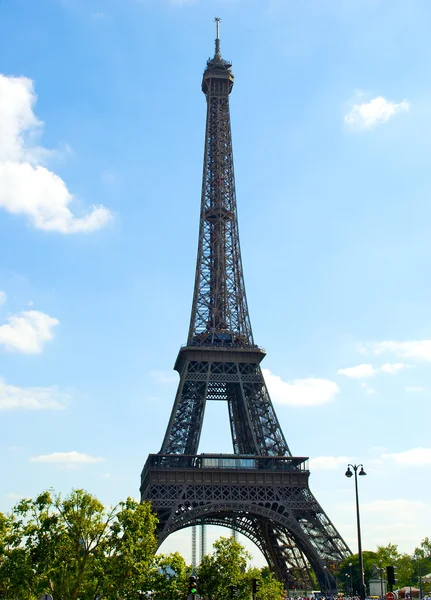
414 553 424 599
345 464 367 600
349 563 353 596
323 565 329 596
379 561 384 600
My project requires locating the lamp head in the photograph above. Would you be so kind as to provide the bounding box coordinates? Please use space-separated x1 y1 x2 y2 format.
345 467 353 478
359 466 366 476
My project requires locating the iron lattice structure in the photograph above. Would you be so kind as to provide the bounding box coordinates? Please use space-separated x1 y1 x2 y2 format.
141 22 351 592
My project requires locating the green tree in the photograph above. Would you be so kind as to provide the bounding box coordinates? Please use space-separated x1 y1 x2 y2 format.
197 536 251 600
413 537 431 591
100 496 159 599
247 566 285 600
336 552 379 594
196 536 286 600
3 489 158 600
0 510 38 599
152 551 190 600
375 543 402 567
375 543 417 588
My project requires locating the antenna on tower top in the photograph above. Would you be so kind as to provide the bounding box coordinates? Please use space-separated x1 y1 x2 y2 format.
214 17 221 58
215 17 221 39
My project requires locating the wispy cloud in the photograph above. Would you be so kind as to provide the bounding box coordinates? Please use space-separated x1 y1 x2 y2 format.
309 456 349 470
405 386 424 393
0 291 6 308
0 309 58 353
361 382 376 395
338 364 376 378
345 96 409 130
263 369 339 407
338 362 410 378
30 451 104 464
382 447 431 466
366 340 431 362
7 492 25 501
0 74 112 233
0 378 68 410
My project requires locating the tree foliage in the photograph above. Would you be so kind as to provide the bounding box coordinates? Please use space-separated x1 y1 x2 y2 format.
0 489 158 600
197 536 251 600
337 551 379 594
336 541 431 595
153 551 190 600
196 536 284 600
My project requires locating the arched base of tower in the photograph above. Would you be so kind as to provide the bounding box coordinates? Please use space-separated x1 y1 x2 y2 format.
141 454 350 593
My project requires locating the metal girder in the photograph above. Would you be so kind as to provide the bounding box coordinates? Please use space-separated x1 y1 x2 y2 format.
188 44 252 348
140 458 350 592
160 356 290 456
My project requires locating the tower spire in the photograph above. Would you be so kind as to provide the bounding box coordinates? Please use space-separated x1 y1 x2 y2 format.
214 17 221 59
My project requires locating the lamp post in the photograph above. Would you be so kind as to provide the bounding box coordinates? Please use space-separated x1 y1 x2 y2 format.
349 563 353 596
379 562 384 600
345 464 367 600
323 565 329 596
345 573 351 597
414 553 424 599
419 562 423 599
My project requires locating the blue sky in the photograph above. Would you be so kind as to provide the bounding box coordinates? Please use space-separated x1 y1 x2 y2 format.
1 0 430 566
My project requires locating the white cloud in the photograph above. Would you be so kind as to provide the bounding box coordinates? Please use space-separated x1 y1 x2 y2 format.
338 364 376 378
30 451 104 464
345 96 409 130
370 340 431 362
0 74 112 233
262 369 339 407
382 447 431 466
338 362 410 378
0 309 58 353
309 456 349 470
7 492 25 501
0 378 68 410
380 362 410 374
0 291 6 308
405 386 424 392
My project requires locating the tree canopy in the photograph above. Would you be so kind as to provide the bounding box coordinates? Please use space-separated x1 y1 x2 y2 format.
1 489 430 600
196 535 284 600
336 542 431 595
0 489 158 600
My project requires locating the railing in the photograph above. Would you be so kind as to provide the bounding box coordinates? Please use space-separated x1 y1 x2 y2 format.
182 342 264 350
145 454 309 472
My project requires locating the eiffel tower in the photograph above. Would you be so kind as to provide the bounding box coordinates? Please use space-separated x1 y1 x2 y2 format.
141 19 351 591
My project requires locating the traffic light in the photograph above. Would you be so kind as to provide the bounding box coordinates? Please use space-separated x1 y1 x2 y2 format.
189 575 198 596
252 578 261 597
386 566 398 590
229 584 238 598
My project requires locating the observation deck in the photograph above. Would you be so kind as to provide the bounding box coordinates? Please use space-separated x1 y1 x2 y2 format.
140 454 310 498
